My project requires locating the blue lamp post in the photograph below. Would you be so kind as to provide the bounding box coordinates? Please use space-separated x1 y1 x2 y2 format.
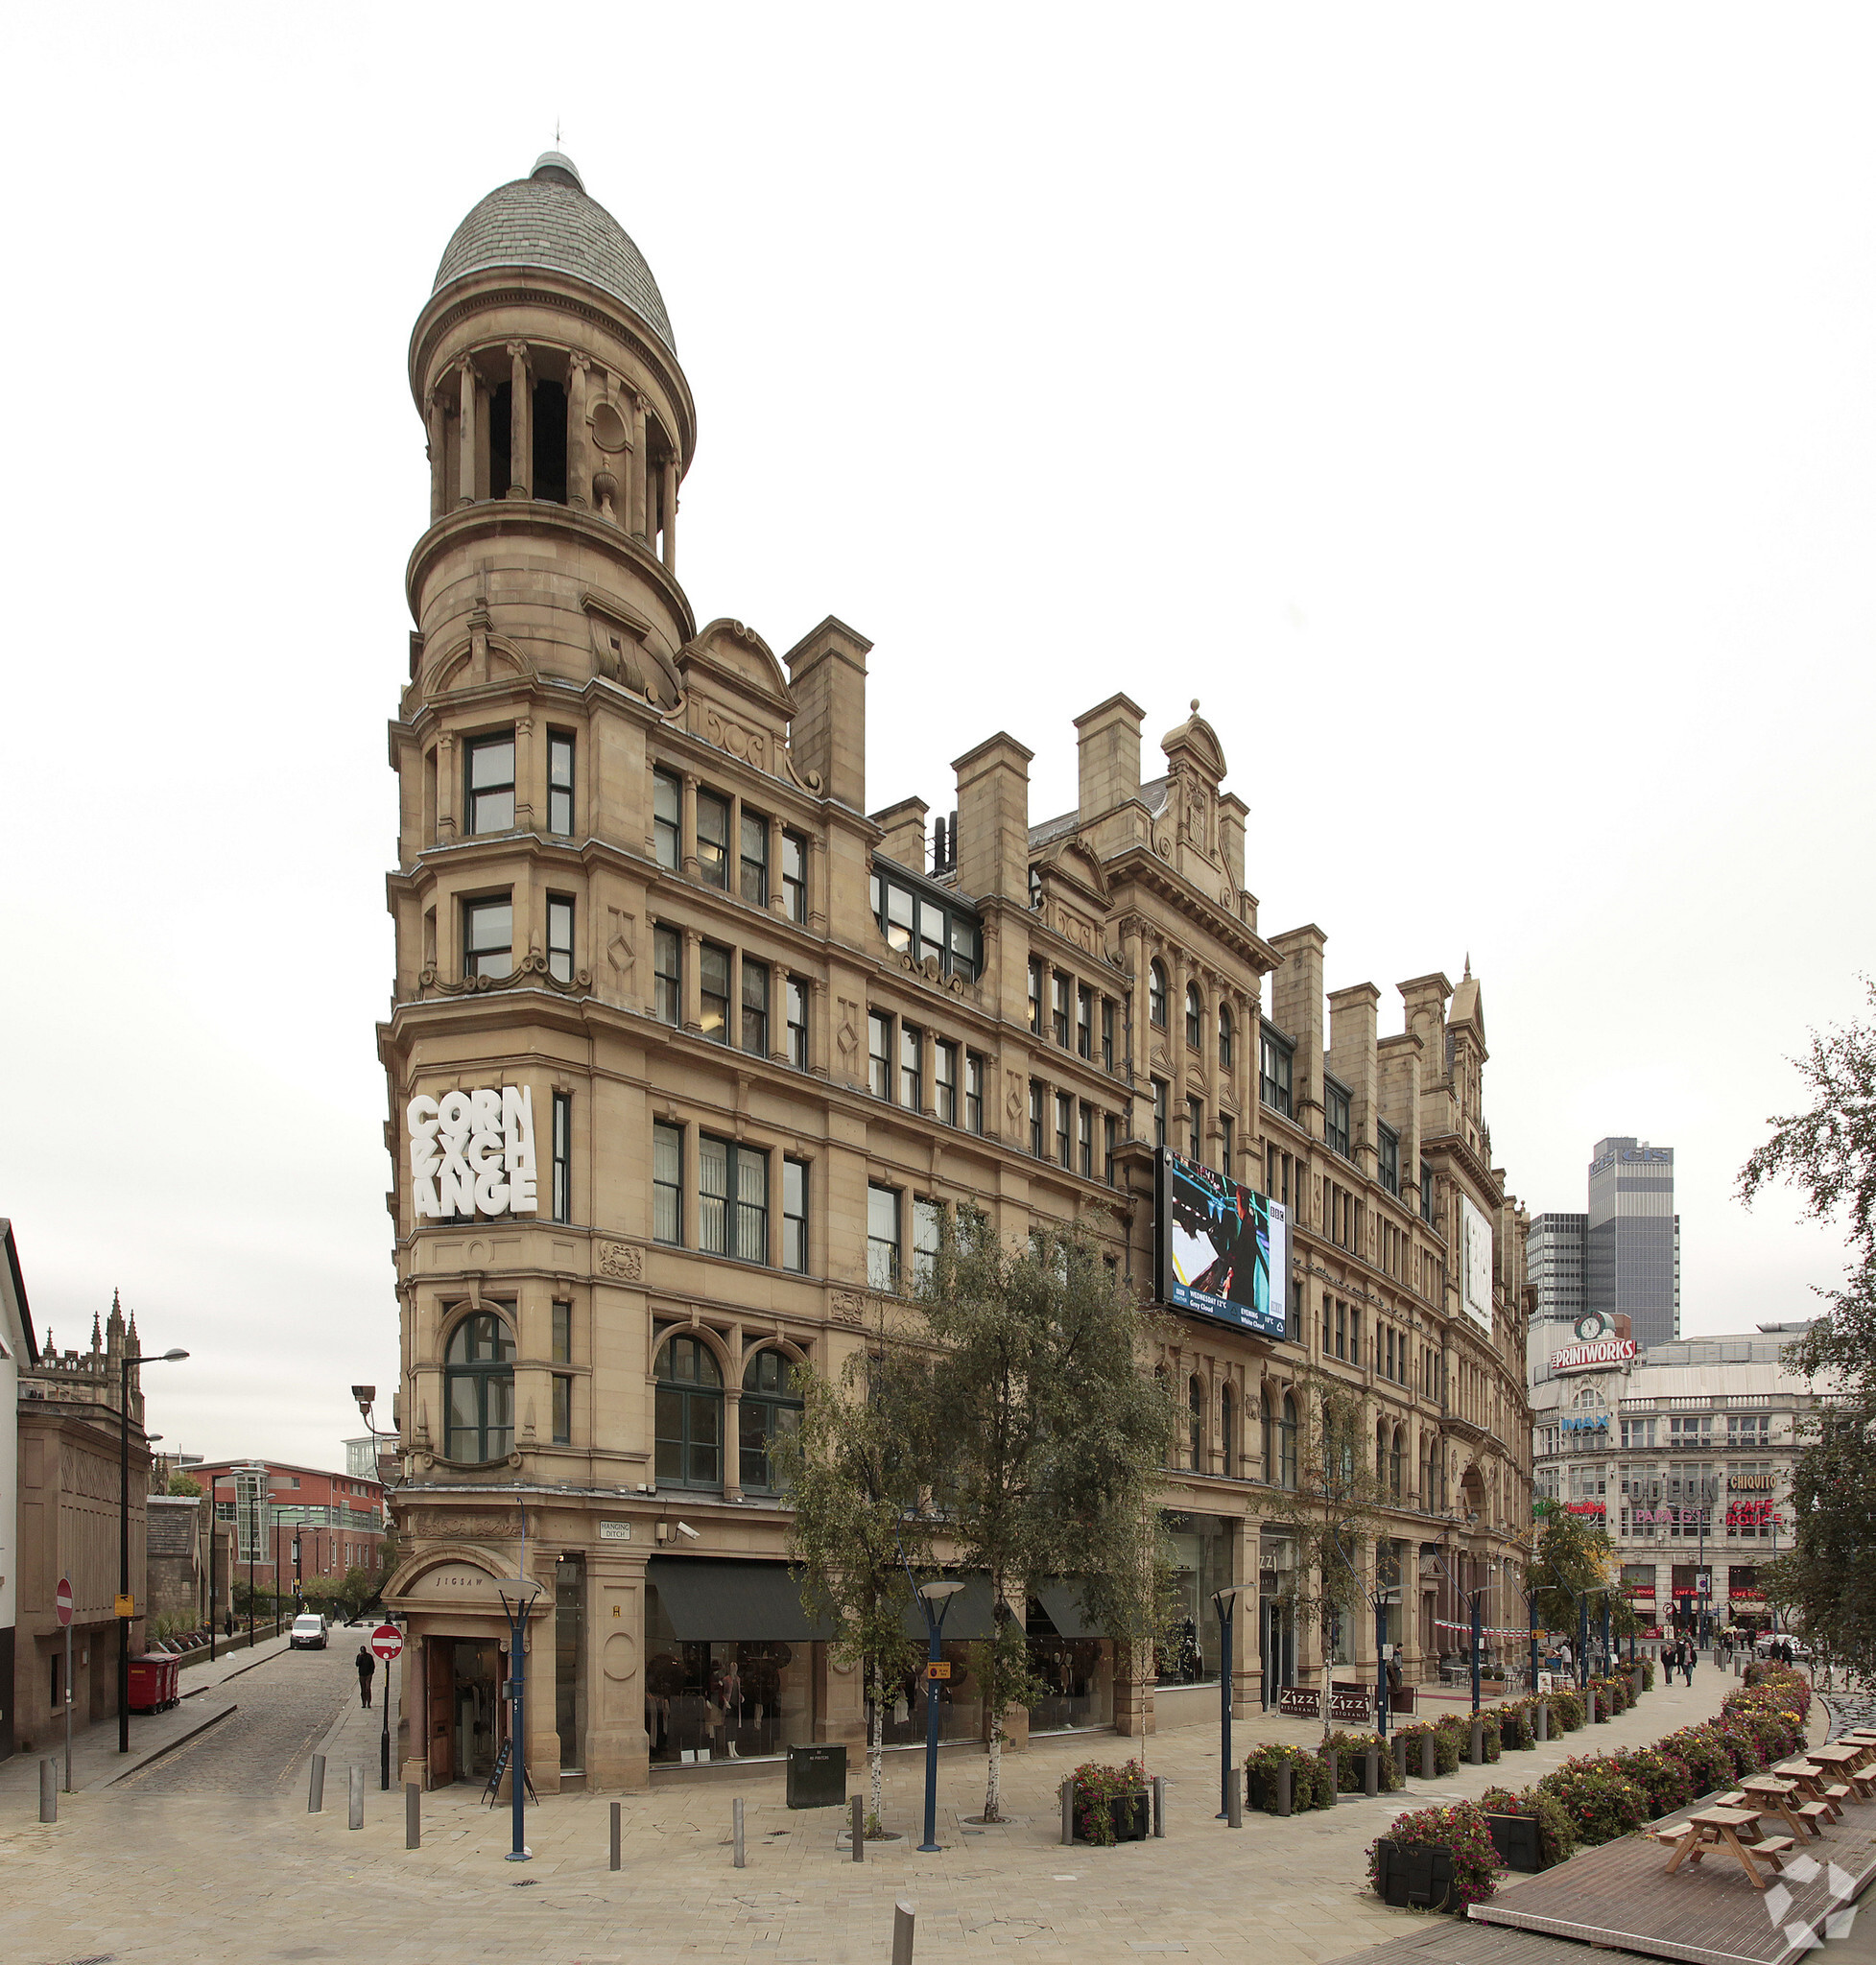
497 1573 544 1860
914 1580 964 1854
1211 1585 1255 1816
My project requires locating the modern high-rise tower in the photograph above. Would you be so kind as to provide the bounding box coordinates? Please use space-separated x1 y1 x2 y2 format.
1527 1211 1588 1326
1586 1137 1679 1348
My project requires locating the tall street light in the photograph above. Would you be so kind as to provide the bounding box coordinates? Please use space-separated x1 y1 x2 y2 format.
119 1346 189 1752
914 1580 964 1853
1211 1585 1256 1818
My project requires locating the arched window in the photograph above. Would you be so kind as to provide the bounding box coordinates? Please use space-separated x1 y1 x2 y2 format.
654 1334 724 1488
444 1310 515 1464
1220 1383 1235 1475
1389 1427 1404 1499
1279 1393 1298 1489
1185 984 1202 1051
1218 1005 1233 1070
1188 1375 1205 1469
739 1349 801 1494
1260 1383 1273 1479
1149 960 1168 1029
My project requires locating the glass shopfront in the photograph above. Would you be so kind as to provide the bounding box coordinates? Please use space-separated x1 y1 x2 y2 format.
1157 1512 1236 1687
645 1609 814 1762
871 1641 985 1746
1026 1594 1113 1734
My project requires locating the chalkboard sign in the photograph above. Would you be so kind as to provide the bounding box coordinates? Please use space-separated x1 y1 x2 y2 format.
481 1740 539 1809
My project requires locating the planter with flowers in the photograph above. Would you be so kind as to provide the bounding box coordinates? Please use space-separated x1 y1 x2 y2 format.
1479 1782 1577 1872
1537 1754 1651 1846
1613 1743 1696 1818
1329 1729 1405 1793
1549 1688 1586 1732
1059 1759 1150 1846
1498 1702 1536 1752
1369 1799 1504 1912
1245 1740 1335 1813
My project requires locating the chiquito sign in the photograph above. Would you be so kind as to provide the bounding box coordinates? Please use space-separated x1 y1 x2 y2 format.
406 1087 537 1219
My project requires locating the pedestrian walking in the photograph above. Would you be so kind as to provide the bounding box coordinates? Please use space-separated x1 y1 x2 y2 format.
355 1644 375 1709
1684 1639 1697 1686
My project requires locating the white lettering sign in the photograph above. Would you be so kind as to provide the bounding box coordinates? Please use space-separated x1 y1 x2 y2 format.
407 1086 537 1219
599 1521 632 1542
1551 1337 1638 1374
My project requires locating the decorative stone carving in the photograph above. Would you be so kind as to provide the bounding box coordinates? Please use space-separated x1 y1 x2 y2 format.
404 1508 522 1541
1055 902 1097 954
836 998 860 1063
606 908 635 986
703 706 769 772
830 1290 866 1325
1006 1070 1024 1122
598 1242 644 1283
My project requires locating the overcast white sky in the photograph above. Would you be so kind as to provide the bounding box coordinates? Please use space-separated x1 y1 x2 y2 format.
4 6 1872 1468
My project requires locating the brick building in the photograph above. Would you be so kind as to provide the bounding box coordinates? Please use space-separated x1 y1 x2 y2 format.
377 153 1535 1795
190 1457 388 1601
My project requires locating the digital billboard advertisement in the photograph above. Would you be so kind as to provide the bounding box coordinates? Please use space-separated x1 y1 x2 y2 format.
1156 1148 1289 1339
1460 1194 1495 1333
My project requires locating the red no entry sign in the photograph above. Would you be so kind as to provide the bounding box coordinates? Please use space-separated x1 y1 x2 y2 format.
369 1622 404 1663
55 1577 74 1627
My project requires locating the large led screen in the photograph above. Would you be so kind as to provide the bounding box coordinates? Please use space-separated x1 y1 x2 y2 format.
1460 1194 1494 1333
1156 1148 1289 1338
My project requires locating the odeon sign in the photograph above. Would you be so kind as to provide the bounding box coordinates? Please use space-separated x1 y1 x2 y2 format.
1551 1336 1638 1375
406 1086 537 1219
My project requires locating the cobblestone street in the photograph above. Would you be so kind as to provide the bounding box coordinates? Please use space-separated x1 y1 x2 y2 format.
116 1639 361 1797
0 1667 1786 1965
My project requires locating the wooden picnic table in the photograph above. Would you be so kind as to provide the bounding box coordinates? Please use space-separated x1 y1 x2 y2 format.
1810 1741 1876 1796
1738 1775 1817 1842
1663 1805 1789 1890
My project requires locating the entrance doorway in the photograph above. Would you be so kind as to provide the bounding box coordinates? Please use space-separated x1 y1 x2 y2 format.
1260 1595 1294 1708
425 1637 505 1787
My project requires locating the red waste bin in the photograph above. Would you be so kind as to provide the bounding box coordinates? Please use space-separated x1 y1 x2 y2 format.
128 1654 180 1713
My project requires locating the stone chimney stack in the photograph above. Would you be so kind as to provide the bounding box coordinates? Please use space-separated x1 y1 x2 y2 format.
870 796 928 873
1269 926 1327 1133
953 732 1033 903
784 615 871 814
1072 694 1145 819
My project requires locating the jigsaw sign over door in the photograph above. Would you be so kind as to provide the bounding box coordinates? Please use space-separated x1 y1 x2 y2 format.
407 1087 537 1219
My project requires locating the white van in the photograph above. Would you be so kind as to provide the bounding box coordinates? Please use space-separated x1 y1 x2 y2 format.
290 1612 328 1650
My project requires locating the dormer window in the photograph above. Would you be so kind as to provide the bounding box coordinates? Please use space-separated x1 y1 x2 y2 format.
868 866 980 981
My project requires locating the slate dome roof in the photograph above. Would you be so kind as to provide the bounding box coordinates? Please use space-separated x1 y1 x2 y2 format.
434 153 677 354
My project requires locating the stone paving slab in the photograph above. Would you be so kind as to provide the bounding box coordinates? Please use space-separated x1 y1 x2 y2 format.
0 1669 1752 1965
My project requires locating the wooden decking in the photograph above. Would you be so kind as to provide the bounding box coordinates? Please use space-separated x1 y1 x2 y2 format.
1340 1786 1874 1965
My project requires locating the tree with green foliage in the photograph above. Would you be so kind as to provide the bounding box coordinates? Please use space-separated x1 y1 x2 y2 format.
1526 1500 1634 1654
1264 1364 1399 1738
916 1209 1178 1822
1739 980 1876 1675
165 1472 202 1498
781 1334 933 1835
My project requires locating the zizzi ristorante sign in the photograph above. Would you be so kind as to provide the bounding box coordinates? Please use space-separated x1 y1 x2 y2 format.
406 1087 537 1219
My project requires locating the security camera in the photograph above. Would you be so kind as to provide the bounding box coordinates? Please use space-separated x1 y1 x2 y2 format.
353 1385 376 1405
676 1521 701 1541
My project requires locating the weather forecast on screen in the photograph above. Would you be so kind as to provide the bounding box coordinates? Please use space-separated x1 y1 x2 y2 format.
1156 1148 1288 1338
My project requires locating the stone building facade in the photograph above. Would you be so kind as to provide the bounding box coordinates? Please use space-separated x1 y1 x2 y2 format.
378 153 1535 1794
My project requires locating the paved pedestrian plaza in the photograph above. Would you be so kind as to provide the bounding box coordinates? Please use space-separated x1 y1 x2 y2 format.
1 1662 1789 1965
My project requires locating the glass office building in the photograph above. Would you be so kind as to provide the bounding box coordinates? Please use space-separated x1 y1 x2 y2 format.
1586 1138 1680 1350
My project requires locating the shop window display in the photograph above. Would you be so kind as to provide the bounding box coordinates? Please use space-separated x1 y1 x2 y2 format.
869 1641 985 1747
1156 1511 1235 1686
643 1586 815 1764
1025 1598 1114 1733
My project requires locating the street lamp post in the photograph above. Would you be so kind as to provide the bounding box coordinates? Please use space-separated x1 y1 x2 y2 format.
119 1347 189 1752
914 1580 964 1854
1212 1586 1257 1816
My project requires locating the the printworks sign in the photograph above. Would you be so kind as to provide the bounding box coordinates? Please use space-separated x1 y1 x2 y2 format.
407 1087 537 1219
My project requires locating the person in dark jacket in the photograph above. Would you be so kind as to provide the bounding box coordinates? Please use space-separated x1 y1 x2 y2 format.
355 1644 375 1709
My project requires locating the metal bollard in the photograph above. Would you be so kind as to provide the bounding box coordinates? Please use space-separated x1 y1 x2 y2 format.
735 1796 747 1869
1322 1744 1339 1805
1420 1735 1436 1780
850 1792 864 1862
1275 1763 1292 1817
1152 1773 1167 1837
308 1753 326 1813
1365 1746 1379 1797
39 1758 58 1824
1061 1778 1076 1845
891 1899 916 1965
1394 1735 1410 1784
348 1764 364 1831
1468 1720 1484 1765
1536 1702 1549 1743
405 1782 420 1850
1226 1766 1243 1828
610 1800 622 1871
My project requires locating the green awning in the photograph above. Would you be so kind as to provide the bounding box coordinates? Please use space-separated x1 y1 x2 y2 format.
646 1557 832 1642
1033 1583 1105 1640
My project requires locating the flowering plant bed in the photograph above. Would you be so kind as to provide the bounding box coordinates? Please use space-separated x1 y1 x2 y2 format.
1245 1740 1335 1812
1537 1754 1651 1845
1658 1723 1734 1793
1548 1688 1586 1732
1497 1702 1536 1751
1480 1783 1577 1870
1612 1743 1696 1817
1328 1729 1405 1792
1368 1800 1503 1911
1058 1759 1149 1846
